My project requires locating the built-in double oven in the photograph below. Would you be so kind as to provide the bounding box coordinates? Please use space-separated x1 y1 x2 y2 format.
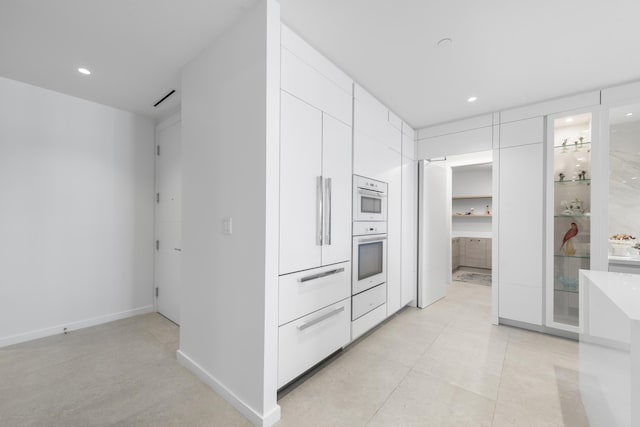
352 175 388 321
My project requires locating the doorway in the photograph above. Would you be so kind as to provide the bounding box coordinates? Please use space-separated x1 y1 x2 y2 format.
451 161 493 286
418 150 494 309
155 114 182 324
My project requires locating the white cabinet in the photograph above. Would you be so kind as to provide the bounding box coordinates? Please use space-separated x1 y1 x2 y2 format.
401 153 417 305
278 262 351 326
353 130 395 180
498 142 544 325
386 157 402 315
279 91 352 275
321 114 352 266
278 298 351 388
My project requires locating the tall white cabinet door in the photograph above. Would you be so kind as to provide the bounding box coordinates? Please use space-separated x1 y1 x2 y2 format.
418 160 452 308
386 156 403 316
401 157 417 306
280 92 323 274
321 113 352 266
498 143 543 325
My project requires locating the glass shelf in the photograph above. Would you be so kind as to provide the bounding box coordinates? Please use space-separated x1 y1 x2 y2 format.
554 179 591 184
548 111 593 330
554 286 579 294
554 254 590 259
452 195 492 200
553 141 592 149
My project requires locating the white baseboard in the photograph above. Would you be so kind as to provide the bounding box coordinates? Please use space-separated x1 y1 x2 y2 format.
176 349 281 427
0 305 154 348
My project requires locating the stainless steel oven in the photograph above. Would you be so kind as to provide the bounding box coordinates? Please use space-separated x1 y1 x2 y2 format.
353 175 387 222
352 222 387 295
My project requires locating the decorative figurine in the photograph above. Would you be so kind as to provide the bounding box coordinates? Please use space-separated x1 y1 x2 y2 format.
579 136 584 146
574 140 579 151
561 222 579 256
562 139 568 152
559 172 565 182
579 170 587 180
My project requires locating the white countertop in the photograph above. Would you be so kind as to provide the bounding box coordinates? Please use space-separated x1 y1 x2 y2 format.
581 270 640 321
452 231 492 239
609 255 640 266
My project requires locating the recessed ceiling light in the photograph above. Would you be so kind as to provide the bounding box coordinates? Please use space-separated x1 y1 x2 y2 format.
467 96 477 103
437 38 453 48
627 112 634 117
565 117 574 123
581 129 590 133
77 67 91 75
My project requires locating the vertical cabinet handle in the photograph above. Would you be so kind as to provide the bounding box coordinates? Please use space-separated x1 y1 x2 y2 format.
317 176 323 246
325 177 332 245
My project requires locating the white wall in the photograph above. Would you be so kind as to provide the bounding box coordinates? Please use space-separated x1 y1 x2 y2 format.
609 119 640 238
177 0 280 425
0 76 155 347
452 165 492 197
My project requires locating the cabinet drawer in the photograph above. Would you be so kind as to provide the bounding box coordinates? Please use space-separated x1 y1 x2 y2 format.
352 283 386 320
278 298 351 388
352 303 386 340
279 262 351 326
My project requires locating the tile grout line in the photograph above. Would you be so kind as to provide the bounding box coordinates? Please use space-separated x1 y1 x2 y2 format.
490 328 511 426
362 314 453 427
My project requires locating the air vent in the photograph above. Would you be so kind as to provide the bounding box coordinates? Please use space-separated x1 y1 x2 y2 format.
153 89 176 107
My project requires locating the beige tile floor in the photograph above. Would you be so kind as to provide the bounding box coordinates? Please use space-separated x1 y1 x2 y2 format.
0 281 589 426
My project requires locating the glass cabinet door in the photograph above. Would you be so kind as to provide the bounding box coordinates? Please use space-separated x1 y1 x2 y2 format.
547 112 593 330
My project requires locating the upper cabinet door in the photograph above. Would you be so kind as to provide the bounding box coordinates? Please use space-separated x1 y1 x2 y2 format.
321 113 352 266
280 92 323 274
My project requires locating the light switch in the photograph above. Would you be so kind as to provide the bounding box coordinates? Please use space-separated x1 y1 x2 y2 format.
223 217 233 235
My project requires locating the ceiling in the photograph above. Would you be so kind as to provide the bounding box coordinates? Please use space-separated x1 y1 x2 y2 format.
2 1 640 128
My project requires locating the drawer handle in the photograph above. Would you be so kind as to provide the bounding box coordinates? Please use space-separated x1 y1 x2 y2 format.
297 306 345 331
298 267 345 283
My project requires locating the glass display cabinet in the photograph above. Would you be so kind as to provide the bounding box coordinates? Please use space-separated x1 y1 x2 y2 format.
546 111 593 330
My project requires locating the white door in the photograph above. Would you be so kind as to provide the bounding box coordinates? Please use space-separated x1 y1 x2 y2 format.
418 160 451 308
279 91 323 274
155 118 181 324
320 113 352 266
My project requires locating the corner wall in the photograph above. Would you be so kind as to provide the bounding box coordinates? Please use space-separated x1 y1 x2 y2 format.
178 0 280 425
0 76 155 347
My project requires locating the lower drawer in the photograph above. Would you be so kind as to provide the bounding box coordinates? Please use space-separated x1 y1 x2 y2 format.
278 298 351 388
351 303 386 341
352 283 386 320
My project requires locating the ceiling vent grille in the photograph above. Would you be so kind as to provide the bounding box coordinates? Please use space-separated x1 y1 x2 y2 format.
153 89 176 107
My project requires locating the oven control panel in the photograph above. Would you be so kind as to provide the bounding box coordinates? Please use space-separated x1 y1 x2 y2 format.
353 221 387 236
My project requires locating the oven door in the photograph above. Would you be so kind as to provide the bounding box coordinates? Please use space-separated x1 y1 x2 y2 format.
353 188 387 222
352 234 387 295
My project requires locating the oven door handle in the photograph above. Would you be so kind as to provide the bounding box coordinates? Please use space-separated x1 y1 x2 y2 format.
357 236 387 243
358 188 386 198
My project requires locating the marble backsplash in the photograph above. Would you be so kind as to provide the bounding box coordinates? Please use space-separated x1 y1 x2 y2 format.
609 120 640 239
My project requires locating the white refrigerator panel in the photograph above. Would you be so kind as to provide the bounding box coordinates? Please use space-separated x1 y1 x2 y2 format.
321 114 352 266
279 92 323 274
